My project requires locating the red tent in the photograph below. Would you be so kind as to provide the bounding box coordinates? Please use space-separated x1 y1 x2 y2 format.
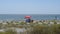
25 16 31 18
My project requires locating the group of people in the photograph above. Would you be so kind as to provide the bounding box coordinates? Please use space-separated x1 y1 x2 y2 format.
25 16 33 23
25 18 34 23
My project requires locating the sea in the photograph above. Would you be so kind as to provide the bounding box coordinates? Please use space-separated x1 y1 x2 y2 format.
0 14 60 21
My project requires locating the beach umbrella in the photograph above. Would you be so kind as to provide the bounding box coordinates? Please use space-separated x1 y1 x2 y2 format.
25 16 31 18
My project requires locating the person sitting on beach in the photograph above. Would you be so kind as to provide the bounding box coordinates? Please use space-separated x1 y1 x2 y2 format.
26 18 31 23
31 20 34 23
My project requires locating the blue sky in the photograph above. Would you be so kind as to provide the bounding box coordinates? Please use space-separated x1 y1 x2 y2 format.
0 0 60 14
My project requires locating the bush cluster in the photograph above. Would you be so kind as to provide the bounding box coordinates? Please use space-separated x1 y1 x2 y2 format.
30 24 60 34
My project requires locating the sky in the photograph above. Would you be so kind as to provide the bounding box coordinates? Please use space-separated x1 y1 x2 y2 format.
0 0 60 14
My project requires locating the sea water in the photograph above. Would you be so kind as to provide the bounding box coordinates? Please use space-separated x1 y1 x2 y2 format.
0 14 60 20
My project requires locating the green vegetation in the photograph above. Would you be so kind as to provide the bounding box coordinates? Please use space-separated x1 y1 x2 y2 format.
0 29 17 34
0 20 60 34
0 24 60 34
30 24 60 34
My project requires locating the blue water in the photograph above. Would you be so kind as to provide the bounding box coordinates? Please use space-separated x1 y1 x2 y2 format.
0 14 60 20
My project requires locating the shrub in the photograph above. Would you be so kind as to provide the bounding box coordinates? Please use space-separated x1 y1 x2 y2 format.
5 29 17 34
30 24 60 34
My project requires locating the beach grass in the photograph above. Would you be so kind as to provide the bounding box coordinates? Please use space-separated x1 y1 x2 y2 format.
0 20 60 34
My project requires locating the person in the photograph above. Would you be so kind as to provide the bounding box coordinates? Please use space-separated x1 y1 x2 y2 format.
26 18 31 23
31 20 34 23
25 16 31 23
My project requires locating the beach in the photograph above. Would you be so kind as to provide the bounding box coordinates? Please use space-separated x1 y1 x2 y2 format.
0 14 60 34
